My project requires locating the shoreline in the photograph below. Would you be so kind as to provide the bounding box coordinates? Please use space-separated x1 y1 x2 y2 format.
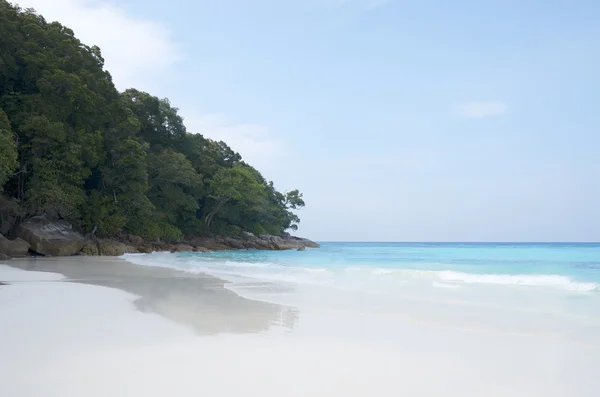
2 255 600 396
1 219 320 259
2 257 296 335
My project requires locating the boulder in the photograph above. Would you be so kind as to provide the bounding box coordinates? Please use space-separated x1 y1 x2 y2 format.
170 244 194 253
241 231 256 240
81 241 100 256
0 234 30 257
82 240 139 256
128 234 144 246
98 240 129 256
0 253 10 261
16 215 84 256
224 237 246 249
137 245 153 254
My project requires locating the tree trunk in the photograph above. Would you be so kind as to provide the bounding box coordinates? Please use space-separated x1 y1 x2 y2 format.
204 198 228 230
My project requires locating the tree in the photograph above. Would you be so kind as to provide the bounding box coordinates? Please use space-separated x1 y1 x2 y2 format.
122 89 186 150
147 148 202 225
284 189 305 210
204 165 264 230
0 110 18 189
0 0 308 240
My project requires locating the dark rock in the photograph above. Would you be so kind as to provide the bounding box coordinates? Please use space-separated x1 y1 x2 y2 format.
0 252 11 260
0 234 30 257
224 237 246 249
156 243 174 252
149 233 319 253
241 231 256 240
128 235 144 246
16 215 84 256
170 244 194 253
138 245 153 254
81 240 137 256
81 241 100 256
98 240 130 256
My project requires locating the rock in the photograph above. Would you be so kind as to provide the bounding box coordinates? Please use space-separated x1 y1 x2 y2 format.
16 215 84 256
137 245 153 254
128 234 144 246
81 240 135 256
98 240 129 256
297 246 306 251
124 245 138 254
224 237 246 249
295 237 320 249
155 243 174 252
81 241 100 256
0 234 30 257
170 244 194 253
0 253 11 260
241 231 256 240
171 234 318 252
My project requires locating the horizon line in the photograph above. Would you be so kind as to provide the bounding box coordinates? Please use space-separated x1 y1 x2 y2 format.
312 241 600 244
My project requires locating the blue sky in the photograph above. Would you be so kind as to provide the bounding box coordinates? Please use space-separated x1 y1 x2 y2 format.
19 0 600 241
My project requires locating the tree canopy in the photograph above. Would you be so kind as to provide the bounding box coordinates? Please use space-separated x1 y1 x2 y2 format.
0 1 305 241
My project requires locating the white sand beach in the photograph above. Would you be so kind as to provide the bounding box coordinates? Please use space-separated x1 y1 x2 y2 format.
1 257 599 397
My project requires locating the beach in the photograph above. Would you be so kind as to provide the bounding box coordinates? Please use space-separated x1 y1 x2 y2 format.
1 249 600 397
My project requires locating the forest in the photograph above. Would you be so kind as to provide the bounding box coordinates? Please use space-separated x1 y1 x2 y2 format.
0 1 305 242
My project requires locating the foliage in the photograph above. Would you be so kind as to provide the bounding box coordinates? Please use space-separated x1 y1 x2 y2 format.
0 110 18 188
0 1 305 241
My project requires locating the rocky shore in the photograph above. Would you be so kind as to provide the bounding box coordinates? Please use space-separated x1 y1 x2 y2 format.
0 215 319 259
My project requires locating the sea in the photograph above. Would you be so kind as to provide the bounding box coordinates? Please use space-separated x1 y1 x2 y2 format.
123 242 600 347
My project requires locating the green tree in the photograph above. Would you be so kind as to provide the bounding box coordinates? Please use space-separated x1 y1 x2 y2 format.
147 148 202 225
0 0 308 241
0 110 18 189
204 165 265 230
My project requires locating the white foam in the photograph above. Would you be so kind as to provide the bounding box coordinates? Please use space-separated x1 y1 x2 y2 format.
435 271 598 292
121 253 598 294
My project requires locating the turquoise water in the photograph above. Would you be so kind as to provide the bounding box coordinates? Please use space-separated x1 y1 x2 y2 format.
125 242 600 292
185 242 600 279
124 242 600 341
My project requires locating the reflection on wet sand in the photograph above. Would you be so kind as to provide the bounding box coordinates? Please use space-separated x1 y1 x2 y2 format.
8 257 298 335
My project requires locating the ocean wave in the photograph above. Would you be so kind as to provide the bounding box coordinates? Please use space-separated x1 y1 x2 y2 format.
361 268 598 292
121 253 598 293
435 271 598 292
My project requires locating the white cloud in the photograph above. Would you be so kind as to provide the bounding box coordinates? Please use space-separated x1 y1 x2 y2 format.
181 113 287 174
456 101 508 119
14 0 182 91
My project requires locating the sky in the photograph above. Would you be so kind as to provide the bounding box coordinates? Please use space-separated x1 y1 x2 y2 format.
15 0 600 242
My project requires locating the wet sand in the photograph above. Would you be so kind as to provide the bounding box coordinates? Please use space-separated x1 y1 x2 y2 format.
3 257 297 335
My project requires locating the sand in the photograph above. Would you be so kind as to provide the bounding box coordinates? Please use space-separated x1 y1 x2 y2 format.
1 257 599 397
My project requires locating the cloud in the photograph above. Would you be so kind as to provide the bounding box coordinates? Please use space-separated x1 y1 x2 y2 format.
181 113 287 174
14 0 182 92
456 101 508 119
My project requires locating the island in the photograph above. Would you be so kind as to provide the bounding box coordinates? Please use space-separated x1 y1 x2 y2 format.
0 1 318 259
